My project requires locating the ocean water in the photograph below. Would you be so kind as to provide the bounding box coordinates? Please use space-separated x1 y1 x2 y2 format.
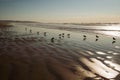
16 22 120 37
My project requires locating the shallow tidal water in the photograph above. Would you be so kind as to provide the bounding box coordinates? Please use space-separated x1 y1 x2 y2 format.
0 23 120 80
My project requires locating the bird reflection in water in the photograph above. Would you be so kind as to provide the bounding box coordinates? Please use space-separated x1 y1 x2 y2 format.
44 32 47 36
30 29 32 33
25 28 27 31
95 38 98 41
83 37 86 41
59 36 61 39
67 34 70 38
112 41 116 44
51 37 54 43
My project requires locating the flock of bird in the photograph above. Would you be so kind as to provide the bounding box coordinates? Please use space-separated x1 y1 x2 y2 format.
51 33 70 43
26 28 117 43
83 34 116 44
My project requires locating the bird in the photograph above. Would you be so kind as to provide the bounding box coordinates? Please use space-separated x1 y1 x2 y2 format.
83 35 86 37
59 34 61 36
67 34 70 36
62 33 65 35
37 32 39 35
96 35 99 38
113 37 116 40
67 34 70 38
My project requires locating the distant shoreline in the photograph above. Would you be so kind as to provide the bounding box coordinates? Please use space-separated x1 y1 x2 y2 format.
0 20 120 26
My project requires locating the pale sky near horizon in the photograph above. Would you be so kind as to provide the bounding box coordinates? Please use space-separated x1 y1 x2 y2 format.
0 0 120 23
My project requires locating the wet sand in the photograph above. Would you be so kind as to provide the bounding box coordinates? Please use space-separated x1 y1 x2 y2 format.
0 22 120 80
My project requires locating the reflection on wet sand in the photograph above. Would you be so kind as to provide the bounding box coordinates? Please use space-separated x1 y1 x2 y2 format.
83 37 87 41
112 41 116 44
51 37 55 43
44 32 47 36
0 22 120 80
95 38 98 41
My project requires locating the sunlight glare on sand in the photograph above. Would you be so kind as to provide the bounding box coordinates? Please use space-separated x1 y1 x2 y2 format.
115 46 120 49
103 25 120 31
80 57 119 79
107 51 114 53
96 25 120 37
75 65 96 78
96 51 106 55
97 57 104 60
112 53 119 55
104 60 120 71
86 51 94 55
106 56 112 59
101 31 120 37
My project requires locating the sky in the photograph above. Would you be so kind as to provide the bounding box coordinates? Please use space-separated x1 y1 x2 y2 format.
0 0 120 23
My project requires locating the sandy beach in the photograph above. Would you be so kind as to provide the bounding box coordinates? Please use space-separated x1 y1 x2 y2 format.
0 22 120 80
